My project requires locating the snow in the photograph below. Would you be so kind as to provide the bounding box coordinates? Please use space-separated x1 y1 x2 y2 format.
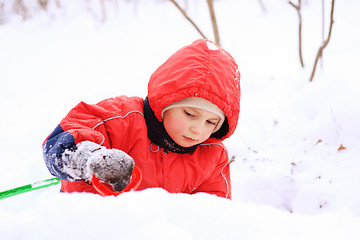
1 0 360 239
206 41 219 51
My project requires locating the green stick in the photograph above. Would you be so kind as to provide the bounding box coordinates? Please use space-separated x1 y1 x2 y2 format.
0 177 60 200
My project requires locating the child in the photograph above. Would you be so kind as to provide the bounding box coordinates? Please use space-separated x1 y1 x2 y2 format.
43 39 240 199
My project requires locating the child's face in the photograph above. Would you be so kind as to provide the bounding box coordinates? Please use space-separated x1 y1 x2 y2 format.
163 107 221 147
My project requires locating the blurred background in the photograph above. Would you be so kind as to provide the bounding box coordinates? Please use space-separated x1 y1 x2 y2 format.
0 1 360 238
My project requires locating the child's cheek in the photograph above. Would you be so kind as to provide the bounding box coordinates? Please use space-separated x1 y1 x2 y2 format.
172 119 187 135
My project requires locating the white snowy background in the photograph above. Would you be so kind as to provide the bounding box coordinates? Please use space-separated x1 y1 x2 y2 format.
1 0 360 239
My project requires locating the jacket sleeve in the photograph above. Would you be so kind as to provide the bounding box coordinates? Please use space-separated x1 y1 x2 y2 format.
42 101 115 180
191 146 232 199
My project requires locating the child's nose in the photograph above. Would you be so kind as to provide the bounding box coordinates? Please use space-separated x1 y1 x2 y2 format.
190 123 202 135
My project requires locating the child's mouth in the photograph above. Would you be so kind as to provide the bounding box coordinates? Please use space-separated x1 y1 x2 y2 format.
183 136 198 142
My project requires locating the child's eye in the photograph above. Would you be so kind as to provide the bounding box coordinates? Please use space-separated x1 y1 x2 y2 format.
206 120 217 125
184 110 194 118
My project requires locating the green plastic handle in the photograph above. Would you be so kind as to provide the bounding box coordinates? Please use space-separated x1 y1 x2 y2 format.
0 177 60 200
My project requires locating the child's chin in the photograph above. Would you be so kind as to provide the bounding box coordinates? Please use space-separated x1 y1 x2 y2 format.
177 141 198 148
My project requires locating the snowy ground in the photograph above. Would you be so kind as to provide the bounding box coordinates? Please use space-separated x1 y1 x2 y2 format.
1 0 360 239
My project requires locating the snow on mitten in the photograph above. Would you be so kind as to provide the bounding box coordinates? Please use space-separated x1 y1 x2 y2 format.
62 141 134 192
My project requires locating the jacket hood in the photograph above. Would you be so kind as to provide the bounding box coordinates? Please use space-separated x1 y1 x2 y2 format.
147 39 241 141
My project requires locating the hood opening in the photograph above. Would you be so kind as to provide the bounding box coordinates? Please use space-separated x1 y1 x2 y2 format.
210 117 229 139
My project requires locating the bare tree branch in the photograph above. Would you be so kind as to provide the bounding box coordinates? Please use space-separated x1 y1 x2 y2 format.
13 0 29 20
289 0 304 68
100 0 106 23
257 0 267 12
309 0 335 82
169 0 208 40
0 2 4 25
207 0 220 46
321 0 325 68
38 0 49 10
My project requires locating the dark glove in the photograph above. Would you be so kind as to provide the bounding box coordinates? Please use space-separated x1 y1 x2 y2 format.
62 141 134 192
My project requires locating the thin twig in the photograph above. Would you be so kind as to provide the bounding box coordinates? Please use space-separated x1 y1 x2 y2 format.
169 0 208 40
321 0 325 68
309 0 335 82
229 156 235 164
207 0 220 46
289 0 304 68
100 0 106 23
257 0 267 12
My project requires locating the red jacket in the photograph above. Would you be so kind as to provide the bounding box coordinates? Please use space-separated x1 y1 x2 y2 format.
43 39 240 199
